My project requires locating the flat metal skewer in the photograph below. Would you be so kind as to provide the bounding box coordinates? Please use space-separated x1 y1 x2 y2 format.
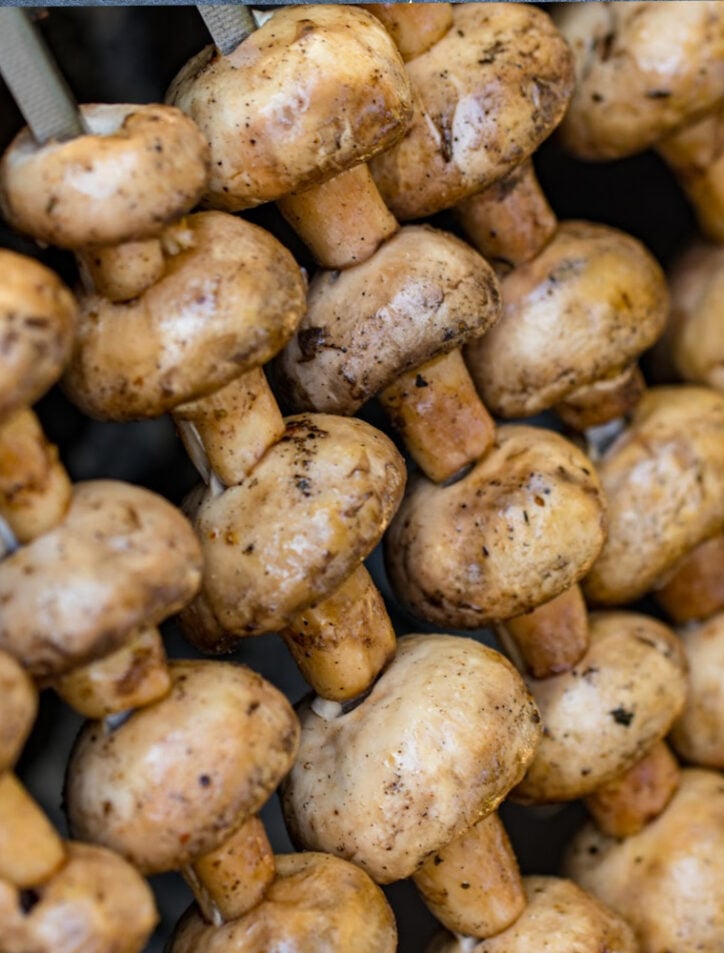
0 7 85 144
197 5 258 56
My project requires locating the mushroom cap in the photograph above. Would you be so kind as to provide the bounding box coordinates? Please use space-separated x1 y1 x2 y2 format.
0 104 209 248
0 480 202 678
180 413 405 647
386 425 606 629
514 611 687 803
427 876 638 953
282 633 541 884
583 386 724 606
369 4 573 220
656 240 724 391
557 1 724 161
465 221 668 419
0 650 37 773
0 841 157 953
669 611 724 768
275 225 501 415
166 5 412 211
65 660 299 874
168 852 397 953
0 250 76 422
566 768 724 953
64 212 307 420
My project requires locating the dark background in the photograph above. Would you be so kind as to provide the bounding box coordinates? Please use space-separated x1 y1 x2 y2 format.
0 6 698 951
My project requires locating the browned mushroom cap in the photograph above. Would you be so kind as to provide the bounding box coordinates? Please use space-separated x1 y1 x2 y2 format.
566 768 724 953
0 250 76 422
0 651 36 773
168 852 397 953
65 660 299 873
513 612 687 803
275 225 500 414
654 240 724 391
0 480 202 678
386 425 606 629
0 841 157 953
63 211 306 420
282 634 541 884
369 4 573 220
0 104 209 248
181 413 405 647
556 2 724 161
583 387 724 606
464 221 668 420
669 611 724 768
427 876 638 953
167 5 411 211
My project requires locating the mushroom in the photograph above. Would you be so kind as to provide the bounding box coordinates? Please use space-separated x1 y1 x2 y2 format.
0 480 202 715
426 876 638 953
275 224 502 483
583 386 724 607
556 1 724 241
171 5 500 485
513 611 688 805
385 424 606 630
65 659 299 923
565 767 724 953
653 240 724 392
0 841 157 953
360 4 453 63
653 533 724 624
669 610 724 769
167 852 397 953
282 633 541 884
0 649 36 774
180 413 405 702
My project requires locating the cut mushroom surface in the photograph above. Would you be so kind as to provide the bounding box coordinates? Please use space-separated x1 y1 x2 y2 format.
0 249 76 423
0 103 209 248
514 611 687 803
282 634 541 883
65 660 299 873
464 221 668 419
0 480 202 678
168 852 397 953
386 425 606 628
0 650 37 773
566 768 724 953
64 212 307 420
583 386 724 606
167 4 412 211
427 876 638 953
369 3 573 219
275 224 501 415
181 413 405 646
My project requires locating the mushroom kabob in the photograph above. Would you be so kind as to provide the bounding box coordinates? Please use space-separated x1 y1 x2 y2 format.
556 0 724 242
170 4 503 486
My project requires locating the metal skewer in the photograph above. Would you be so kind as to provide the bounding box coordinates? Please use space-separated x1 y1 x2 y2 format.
0 7 85 144
197 5 258 56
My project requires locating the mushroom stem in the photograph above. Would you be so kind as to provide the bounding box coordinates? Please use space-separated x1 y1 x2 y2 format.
360 3 453 61
497 584 589 679
378 349 496 484
653 534 724 624
277 163 399 270
656 106 724 243
280 563 396 702
412 812 526 939
51 625 171 718
584 741 681 839
455 160 557 273
0 406 71 543
555 365 646 432
174 368 285 487
76 238 165 302
0 772 65 887
183 815 275 925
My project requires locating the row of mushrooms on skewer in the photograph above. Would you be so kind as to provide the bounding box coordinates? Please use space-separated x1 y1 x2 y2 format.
0 2 723 951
